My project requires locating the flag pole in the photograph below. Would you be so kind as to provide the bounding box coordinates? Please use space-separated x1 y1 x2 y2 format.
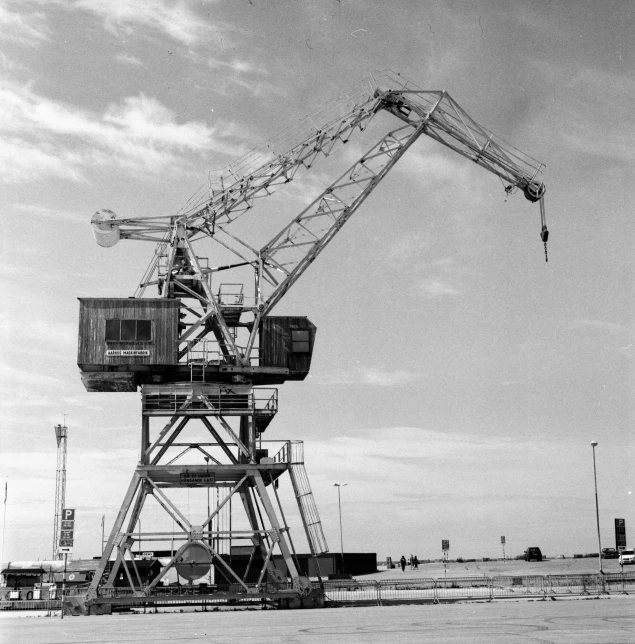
1 482 7 564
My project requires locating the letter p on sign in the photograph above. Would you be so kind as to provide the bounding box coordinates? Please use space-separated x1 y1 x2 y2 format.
63 508 75 521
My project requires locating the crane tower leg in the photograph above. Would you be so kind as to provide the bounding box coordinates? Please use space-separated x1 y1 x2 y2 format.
77 384 326 614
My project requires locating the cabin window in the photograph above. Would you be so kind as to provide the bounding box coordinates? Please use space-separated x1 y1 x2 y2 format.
291 329 310 353
105 319 152 342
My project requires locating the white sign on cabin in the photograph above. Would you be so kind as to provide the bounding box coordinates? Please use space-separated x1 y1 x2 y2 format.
106 350 151 357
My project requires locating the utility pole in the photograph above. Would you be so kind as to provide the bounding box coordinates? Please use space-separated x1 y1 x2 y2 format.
334 483 347 574
591 441 603 577
53 421 68 560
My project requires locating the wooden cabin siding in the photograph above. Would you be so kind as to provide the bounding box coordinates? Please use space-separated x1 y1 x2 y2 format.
260 316 316 376
78 298 179 366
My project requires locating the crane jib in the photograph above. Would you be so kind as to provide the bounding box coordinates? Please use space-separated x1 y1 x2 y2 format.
91 72 548 314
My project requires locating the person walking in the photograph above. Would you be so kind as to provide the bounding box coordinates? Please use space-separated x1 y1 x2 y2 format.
413 555 419 570
400 555 407 572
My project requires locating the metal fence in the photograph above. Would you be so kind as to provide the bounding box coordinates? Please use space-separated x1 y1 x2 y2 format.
321 571 635 605
3 572 635 611
377 578 436 604
322 579 381 605
491 575 546 598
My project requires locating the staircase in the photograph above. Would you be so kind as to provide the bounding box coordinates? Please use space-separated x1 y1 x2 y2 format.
289 463 329 555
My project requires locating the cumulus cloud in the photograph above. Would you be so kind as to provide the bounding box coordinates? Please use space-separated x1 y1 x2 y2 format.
0 82 237 183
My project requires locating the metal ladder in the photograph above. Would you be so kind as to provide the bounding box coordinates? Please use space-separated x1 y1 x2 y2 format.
289 463 329 555
190 363 206 382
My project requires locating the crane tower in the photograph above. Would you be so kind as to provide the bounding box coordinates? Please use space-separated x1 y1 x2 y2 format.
52 423 68 559
73 71 547 615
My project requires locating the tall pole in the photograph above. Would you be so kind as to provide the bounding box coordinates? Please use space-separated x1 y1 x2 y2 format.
1 482 7 564
591 441 603 576
334 483 347 574
53 423 68 560
60 552 67 620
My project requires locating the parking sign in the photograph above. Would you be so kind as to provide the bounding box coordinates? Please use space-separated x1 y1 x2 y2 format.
60 509 75 548
63 508 75 521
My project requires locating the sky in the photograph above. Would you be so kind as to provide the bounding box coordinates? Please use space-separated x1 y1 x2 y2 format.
0 0 633 565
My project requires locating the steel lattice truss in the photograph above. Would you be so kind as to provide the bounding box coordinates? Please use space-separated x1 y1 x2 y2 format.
92 71 546 367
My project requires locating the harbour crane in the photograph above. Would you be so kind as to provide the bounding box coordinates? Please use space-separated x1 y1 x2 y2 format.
76 71 547 614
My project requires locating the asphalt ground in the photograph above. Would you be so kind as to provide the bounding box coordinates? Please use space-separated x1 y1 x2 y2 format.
1 596 633 644
2 559 633 643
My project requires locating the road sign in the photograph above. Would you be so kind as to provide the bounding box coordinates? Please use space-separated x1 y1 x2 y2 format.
58 546 73 554
442 540 449 550
60 509 76 548
62 508 75 521
615 518 626 549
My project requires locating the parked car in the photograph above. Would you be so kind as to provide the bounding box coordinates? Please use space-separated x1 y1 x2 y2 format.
524 547 543 562
602 548 619 559
618 549 634 565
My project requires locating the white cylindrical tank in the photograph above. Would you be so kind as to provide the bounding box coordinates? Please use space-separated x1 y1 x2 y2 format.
91 209 121 247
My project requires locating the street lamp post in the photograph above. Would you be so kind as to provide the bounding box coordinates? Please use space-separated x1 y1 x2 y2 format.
334 483 347 574
591 441 603 578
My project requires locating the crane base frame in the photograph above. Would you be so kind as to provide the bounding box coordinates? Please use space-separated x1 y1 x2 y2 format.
77 384 327 615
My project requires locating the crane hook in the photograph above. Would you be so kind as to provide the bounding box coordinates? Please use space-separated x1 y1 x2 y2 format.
539 197 548 262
